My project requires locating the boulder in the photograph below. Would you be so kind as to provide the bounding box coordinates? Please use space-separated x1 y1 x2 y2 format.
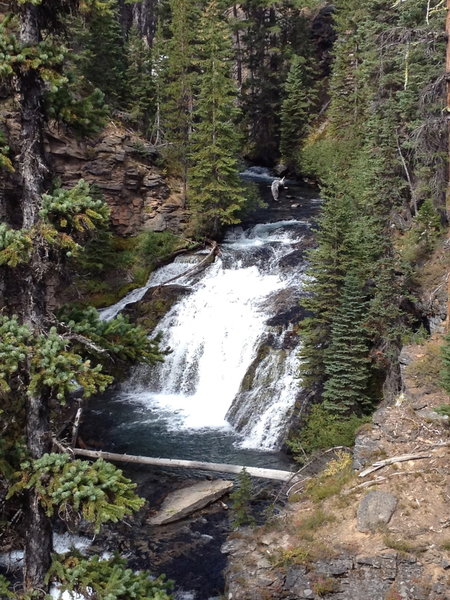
148 480 234 525
357 490 398 532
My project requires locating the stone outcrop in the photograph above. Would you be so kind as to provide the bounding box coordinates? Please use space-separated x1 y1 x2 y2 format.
45 124 187 235
148 480 234 526
3 114 187 235
356 490 398 533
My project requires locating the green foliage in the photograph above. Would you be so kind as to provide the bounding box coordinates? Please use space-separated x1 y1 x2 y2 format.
40 180 110 234
160 0 200 179
0 130 14 172
435 404 450 418
46 78 108 136
289 405 370 458
304 451 354 503
0 315 112 400
188 0 247 236
0 16 66 88
0 224 33 266
48 554 173 600
0 574 13 598
279 54 318 169
322 270 371 413
440 333 450 395
230 468 255 528
8 454 144 533
73 3 127 106
125 27 156 134
59 306 167 366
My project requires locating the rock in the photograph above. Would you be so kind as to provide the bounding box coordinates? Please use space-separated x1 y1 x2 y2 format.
357 490 398 532
148 480 234 525
315 557 353 576
416 408 449 423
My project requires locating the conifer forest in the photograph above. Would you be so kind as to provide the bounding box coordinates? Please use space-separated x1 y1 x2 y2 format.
0 1 449 599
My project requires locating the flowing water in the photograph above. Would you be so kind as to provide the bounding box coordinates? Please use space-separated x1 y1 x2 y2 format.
85 177 320 469
79 174 321 600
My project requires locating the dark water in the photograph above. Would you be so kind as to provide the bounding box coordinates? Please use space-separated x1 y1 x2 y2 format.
79 172 320 600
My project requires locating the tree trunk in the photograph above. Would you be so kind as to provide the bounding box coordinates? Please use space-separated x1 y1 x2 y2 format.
446 0 450 328
18 3 53 594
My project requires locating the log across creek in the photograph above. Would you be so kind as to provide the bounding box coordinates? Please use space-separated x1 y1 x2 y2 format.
73 448 295 481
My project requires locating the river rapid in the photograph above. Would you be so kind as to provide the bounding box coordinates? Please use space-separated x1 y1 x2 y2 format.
80 168 321 599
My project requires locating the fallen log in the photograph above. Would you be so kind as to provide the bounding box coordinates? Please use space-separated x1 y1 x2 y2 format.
358 452 431 478
73 448 294 481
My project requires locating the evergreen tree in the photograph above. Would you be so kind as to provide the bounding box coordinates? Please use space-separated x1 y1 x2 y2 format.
125 26 155 135
161 0 201 201
188 0 247 237
279 54 318 170
299 193 355 388
74 1 127 107
322 270 371 414
0 2 169 597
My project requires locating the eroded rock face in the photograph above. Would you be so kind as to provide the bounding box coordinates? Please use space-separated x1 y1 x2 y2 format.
3 115 187 235
44 125 188 235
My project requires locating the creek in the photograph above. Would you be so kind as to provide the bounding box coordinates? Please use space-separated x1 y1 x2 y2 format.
80 169 321 599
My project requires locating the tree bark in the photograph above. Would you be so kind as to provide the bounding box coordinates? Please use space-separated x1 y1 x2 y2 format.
446 0 450 328
18 2 53 594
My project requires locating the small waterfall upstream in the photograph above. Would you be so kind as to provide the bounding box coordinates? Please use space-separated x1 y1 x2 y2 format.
93 218 314 457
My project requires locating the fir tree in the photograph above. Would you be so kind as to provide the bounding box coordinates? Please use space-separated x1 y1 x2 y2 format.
0 2 168 596
75 1 127 107
299 193 355 388
125 26 155 135
161 0 201 201
279 54 318 170
322 270 371 414
188 0 247 237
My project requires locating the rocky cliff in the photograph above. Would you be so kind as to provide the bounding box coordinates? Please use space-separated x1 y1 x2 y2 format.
3 113 187 236
223 363 449 599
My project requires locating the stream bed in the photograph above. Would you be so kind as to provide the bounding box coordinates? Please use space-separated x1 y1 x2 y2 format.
80 170 321 599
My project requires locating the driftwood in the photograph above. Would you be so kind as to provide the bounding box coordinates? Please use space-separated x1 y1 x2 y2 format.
73 448 294 481
345 470 425 495
358 453 431 478
71 406 82 448
153 241 218 289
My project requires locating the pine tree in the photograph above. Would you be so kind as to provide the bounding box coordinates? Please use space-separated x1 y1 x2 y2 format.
188 0 247 237
299 193 355 388
0 2 168 596
322 270 371 414
125 26 155 135
74 1 127 107
279 54 318 170
161 0 201 201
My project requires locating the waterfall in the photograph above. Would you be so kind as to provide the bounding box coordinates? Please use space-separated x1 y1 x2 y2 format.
115 219 312 451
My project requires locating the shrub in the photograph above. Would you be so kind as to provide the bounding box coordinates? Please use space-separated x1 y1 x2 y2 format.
289 405 370 458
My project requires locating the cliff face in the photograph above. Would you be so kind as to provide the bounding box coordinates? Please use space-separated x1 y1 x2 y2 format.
45 123 187 235
3 114 187 236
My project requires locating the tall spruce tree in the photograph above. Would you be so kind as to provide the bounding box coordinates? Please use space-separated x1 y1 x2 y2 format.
161 0 200 203
279 54 318 170
299 193 355 389
0 2 170 597
125 25 155 135
188 0 247 237
74 1 127 107
322 270 371 414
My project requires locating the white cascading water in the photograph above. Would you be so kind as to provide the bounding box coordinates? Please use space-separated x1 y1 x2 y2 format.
114 219 310 451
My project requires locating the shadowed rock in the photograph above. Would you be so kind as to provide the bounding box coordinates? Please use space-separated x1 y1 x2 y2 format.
148 480 234 525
